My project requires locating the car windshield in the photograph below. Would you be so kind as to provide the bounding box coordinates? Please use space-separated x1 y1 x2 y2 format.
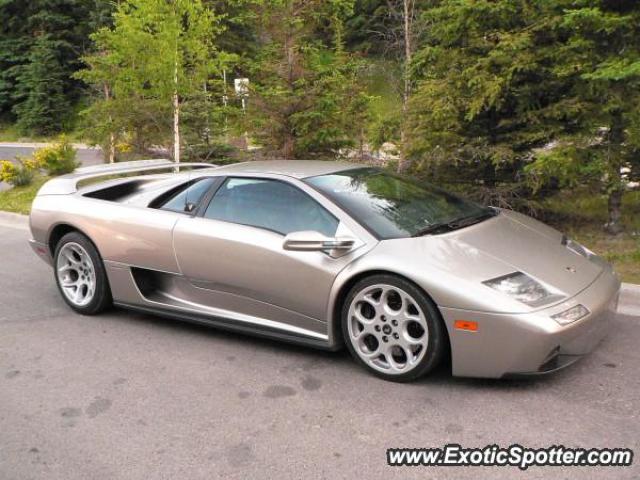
305 168 495 239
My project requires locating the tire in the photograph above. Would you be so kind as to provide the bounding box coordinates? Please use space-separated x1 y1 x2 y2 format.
341 274 446 382
53 231 112 315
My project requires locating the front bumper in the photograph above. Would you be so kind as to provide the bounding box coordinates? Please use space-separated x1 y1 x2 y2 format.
440 267 621 378
29 239 53 266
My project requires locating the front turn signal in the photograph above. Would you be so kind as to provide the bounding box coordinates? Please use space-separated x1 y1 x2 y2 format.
454 320 478 332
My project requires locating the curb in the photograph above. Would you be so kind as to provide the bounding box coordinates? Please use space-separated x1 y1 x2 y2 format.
621 283 640 293
0 210 29 230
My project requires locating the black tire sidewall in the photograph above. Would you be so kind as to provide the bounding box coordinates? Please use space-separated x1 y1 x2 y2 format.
341 274 446 382
54 232 112 315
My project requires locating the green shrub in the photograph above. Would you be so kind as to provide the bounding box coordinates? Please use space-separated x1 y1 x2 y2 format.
33 136 79 175
0 157 37 187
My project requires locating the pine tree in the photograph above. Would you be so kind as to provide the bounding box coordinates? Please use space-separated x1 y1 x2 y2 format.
248 0 370 159
406 1 564 192
13 35 70 134
526 1 640 234
0 0 109 134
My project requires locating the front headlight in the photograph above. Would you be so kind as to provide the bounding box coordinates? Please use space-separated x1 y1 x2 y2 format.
483 272 562 307
551 304 590 325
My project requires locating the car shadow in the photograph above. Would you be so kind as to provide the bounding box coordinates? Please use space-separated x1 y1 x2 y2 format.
111 306 579 391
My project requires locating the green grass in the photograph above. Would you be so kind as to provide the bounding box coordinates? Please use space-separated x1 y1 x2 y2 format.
363 59 402 120
0 123 86 143
541 189 640 284
0 176 49 214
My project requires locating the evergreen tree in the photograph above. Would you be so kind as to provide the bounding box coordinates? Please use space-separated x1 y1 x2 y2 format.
406 1 564 193
248 0 370 159
526 0 640 234
0 1 34 117
13 35 70 134
0 0 111 134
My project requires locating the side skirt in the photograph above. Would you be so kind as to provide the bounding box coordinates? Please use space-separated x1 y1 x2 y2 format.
114 301 338 351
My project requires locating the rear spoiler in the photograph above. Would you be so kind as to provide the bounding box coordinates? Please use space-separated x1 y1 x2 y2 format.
37 159 214 195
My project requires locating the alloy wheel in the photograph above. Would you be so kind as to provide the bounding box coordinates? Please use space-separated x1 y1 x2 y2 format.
56 242 97 307
347 284 429 375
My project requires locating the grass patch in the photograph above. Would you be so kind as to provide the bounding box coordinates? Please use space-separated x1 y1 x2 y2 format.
0 123 86 143
0 176 49 214
365 60 401 119
541 189 640 284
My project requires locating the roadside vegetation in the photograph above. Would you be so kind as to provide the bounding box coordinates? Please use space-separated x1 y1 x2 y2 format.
0 175 49 215
0 1 638 280
541 190 640 284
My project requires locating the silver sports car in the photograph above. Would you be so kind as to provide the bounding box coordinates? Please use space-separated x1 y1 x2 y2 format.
28 159 620 381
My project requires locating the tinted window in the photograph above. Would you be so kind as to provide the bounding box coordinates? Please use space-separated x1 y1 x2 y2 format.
161 178 216 213
204 178 339 236
305 168 492 239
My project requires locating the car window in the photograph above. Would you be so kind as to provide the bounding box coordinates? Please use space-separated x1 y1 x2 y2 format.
160 177 217 213
204 177 339 237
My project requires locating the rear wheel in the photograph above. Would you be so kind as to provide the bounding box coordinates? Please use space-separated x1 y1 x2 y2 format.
54 232 112 315
341 274 446 382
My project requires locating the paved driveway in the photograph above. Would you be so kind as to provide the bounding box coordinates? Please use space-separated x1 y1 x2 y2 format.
0 218 638 479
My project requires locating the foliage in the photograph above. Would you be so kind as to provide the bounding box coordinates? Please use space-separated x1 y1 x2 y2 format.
407 1 561 186
525 1 640 233
539 188 640 283
76 0 229 160
33 136 79 175
248 0 371 158
0 1 112 135
1 0 640 235
0 175 49 214
406 0 640 233
12 36 71 135
0 156 38 186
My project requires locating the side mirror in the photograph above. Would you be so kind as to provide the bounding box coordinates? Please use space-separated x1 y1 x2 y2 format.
184 202 197 213
283 230 355 254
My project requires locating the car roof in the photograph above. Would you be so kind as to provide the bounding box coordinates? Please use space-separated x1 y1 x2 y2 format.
208 160 363 179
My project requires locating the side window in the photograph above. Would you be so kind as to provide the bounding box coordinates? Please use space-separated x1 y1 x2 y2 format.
158 178 217 213
204 178 339 236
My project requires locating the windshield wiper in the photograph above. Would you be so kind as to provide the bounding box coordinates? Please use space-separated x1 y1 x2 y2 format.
411 222 455 237
412 209 498 237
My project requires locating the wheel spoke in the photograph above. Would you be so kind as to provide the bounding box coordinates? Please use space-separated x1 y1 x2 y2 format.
62 251 78 266
61 278 80 287
73 286 84 303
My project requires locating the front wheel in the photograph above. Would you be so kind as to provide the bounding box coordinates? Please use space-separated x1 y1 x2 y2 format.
54 232 112 315
341 274 446 382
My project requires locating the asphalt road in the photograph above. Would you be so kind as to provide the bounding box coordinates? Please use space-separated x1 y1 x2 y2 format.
1 219 639 480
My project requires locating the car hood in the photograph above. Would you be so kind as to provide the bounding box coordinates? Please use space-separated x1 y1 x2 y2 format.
366 210 606 313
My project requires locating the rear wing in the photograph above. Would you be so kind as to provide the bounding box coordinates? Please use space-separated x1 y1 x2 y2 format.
37 159 214 196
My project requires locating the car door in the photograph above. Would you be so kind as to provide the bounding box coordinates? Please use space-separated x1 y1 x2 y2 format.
172 176 368 330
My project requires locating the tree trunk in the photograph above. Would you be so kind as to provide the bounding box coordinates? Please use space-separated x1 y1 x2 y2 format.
605 110 625 235
173 45 180 167
606 188 624 235
103 83 115 164
173 90 180 164
108 132 115 164
397 0 413 174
